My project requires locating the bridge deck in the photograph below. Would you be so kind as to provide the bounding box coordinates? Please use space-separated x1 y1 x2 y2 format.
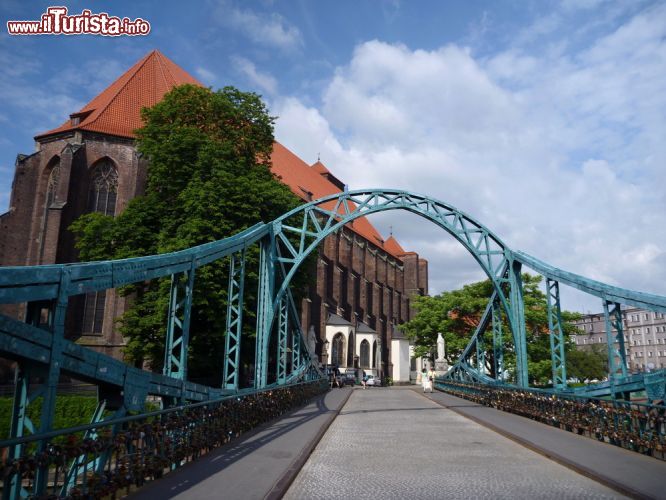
130 387 666 499
128 388 352 499
285 387 626 499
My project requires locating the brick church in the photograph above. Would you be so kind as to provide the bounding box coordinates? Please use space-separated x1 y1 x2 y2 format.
0 50 428 383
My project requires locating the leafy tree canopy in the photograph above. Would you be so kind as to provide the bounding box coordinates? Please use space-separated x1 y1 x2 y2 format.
71 85 306 381
402 274 604 385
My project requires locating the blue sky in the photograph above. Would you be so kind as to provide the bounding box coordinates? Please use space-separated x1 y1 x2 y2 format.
1 0 665 312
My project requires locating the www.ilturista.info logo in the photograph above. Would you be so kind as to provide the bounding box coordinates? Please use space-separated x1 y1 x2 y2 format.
7 6 151 36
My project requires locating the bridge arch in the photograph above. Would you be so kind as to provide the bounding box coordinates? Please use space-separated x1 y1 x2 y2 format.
267 189 529 385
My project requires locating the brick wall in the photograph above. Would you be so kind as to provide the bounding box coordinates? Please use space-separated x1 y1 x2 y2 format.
2 131 429 368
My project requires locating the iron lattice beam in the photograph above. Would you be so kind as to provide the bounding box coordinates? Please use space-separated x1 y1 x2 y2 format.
163 260 196 399
223 250 246 391
492 297 504 380
255 235 276 389
603 300 628 384
546 279 567 389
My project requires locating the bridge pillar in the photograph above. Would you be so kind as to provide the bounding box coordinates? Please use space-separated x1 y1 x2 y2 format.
223 250 246 391
546 279 567 389
277 294 288 384
255 235 276 389
603 300 628 394
509 260 529 387
32 268 70 495
476 328 486 374
163 259 196 394
492 297 504 380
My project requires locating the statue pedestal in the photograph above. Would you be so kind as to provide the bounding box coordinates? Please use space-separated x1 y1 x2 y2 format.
435 360 449 376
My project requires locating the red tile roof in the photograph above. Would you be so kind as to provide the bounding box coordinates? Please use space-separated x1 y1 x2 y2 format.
311 160 331 175
384 235 407 256
271 143 400 255
35 50 409 259
35 50 202 140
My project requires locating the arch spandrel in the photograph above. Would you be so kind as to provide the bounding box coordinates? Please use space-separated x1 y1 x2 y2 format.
269 189 529 386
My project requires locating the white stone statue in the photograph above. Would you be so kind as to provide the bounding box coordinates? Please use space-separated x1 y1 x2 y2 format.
307 325 317 355
437 332 445 361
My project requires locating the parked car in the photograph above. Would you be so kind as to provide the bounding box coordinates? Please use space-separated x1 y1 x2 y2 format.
364 375 381 387
342 373 356 386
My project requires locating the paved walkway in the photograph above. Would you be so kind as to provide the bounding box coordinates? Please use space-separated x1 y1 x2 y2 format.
285 387 627 500
129 387 352 500
425 389 666 499
129 386 666 499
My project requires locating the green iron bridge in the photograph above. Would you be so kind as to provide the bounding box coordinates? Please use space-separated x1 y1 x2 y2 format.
0 189 665 498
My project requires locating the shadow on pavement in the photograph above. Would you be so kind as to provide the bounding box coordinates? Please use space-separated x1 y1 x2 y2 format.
129 389 345 499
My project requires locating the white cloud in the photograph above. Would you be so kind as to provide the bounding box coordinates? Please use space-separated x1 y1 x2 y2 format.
195 66 218 85
274 6 666 311
231 56 278 96
215 1 302 51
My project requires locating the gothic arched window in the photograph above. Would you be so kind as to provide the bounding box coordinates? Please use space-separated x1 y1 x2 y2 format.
360 340 370 368
82 159 118 334
88 159 118 216
331 333 345 367
39 160 60 262
46 163 60 208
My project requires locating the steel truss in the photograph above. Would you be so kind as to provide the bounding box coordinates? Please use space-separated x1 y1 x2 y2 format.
1 189 666 498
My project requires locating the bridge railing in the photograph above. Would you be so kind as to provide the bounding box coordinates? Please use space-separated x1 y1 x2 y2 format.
436 379 666 460
0 380 326 499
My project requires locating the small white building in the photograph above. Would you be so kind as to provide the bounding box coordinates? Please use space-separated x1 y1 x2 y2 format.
324 313 380 377
322 314 416 383
391 324 411 383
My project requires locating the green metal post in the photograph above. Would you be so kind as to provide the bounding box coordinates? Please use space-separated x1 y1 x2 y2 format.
163 259 196 383
603 300 628 386
7 365 34 500
492 298 503 380
62 401 107 495
291 328 301 374
223 250 246 390
277 295 288 384
33 268 70 495
476 330 486 374
546 279 567 389
255 235 276 388
509 260 529 387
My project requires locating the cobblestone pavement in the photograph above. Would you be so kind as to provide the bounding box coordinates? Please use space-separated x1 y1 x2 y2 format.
284 387 626 500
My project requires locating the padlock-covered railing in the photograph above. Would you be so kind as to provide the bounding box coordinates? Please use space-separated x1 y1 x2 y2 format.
0 380 326 498
436 379 666 460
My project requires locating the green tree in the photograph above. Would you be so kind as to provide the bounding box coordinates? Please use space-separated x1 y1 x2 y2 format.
566 344 608 382
71 85 308 382
403 274 583 384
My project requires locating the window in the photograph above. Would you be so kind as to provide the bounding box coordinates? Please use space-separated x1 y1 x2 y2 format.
82 290 106 334
39 160 61 261
360 340 370 368
81 160 118 334
88 159 118 216
46 163 60 208
331 333 345 367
